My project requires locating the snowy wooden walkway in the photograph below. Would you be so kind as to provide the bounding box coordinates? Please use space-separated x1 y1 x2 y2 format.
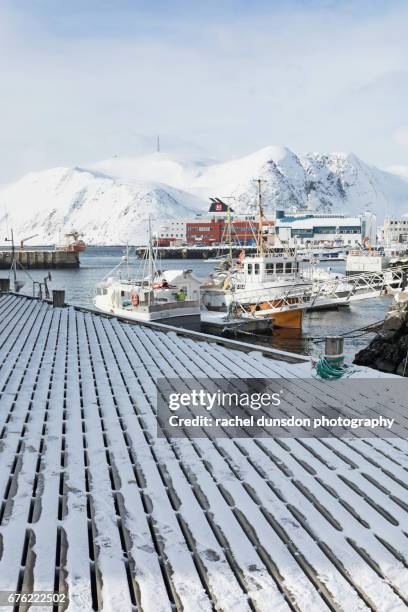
0 293 408 611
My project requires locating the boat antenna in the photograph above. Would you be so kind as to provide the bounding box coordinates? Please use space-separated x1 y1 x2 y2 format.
255 179 266 256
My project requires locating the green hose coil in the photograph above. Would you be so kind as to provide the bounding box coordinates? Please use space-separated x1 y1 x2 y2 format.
315 356 346 379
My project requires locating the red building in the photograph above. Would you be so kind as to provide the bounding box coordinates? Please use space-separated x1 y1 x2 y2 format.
186 218 273 245
156 198 275 246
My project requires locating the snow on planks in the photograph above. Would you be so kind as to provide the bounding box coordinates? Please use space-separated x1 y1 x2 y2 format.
0 293 407 612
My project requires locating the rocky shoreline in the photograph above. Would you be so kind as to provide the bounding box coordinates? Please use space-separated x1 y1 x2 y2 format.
354 292 408 376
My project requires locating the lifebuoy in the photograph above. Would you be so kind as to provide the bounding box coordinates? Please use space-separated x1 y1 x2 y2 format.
131 292 139 307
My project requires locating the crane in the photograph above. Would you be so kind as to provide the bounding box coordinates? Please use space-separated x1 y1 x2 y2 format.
20 233 39 251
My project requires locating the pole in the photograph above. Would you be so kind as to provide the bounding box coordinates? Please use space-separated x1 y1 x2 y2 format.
148 217 153 306
5 228 17 289
11 228 17 288
227 206 233 266
255 179 265 256
225 206 237 318
126 242 130 281
157 135 160 153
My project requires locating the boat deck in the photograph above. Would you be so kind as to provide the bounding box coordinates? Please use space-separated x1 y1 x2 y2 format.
0 294 408 611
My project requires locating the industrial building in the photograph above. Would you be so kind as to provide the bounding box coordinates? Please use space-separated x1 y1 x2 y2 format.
380 216 408 244
158 203 377 249
156 218 187 243
157 199 272 247
275 211 376 246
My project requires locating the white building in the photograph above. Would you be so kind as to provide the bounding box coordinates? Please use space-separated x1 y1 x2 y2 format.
381 216 408 244
157 219 187 243
275 211 376 247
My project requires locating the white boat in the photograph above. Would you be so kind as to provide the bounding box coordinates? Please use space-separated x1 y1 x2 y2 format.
94 224 201 329
296 245 348 262
201 248 312 328
201 248 356 329
95 270 201 328
201 182 355 330
346 248 389 273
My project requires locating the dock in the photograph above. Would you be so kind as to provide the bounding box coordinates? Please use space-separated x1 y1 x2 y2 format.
0 249 79 269
0 293 408 610
135 244 258 259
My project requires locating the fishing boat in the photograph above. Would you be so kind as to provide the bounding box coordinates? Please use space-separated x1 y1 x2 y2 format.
201 183 313 329
201 247 311 329
56 230 86 253
94 223 201 329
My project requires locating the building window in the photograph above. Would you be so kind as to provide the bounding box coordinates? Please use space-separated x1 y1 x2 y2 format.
285 262 292 273
247 264 252 274
276 263 283 274
254 263 260 274
266 263 274 274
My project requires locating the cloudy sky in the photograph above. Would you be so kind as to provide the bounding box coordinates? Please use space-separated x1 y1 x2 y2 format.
1 0 407 182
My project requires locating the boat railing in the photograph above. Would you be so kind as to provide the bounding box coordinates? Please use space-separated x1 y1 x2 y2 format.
136 299 200 312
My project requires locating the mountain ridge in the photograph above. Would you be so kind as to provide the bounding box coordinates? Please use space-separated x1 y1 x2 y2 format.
1 146 407 245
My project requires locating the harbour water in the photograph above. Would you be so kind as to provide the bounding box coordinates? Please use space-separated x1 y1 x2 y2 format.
17 246 391 361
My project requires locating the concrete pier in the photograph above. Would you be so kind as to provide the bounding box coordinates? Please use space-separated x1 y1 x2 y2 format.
0 249 79 269
135 244 258 259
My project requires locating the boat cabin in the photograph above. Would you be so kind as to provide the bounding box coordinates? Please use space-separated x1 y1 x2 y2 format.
95 269 201 310
241 254 300 284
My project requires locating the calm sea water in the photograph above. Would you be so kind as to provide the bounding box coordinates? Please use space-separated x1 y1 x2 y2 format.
18 246 391 360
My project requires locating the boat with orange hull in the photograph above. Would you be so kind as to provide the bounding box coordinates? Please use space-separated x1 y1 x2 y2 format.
201 248 311 330
245 298 304 329
200 180 312 330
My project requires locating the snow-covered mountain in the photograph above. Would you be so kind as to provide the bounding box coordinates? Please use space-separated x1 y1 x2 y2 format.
189 146 408 217
0 166 204 245
1 146 408 245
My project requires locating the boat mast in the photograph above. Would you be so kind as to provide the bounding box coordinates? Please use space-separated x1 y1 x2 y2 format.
5 228 17 289
11 228 16 288
255 179 265 256
148 216 153 306
125 241 130 281
225 206 237 319
227 205 233 266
